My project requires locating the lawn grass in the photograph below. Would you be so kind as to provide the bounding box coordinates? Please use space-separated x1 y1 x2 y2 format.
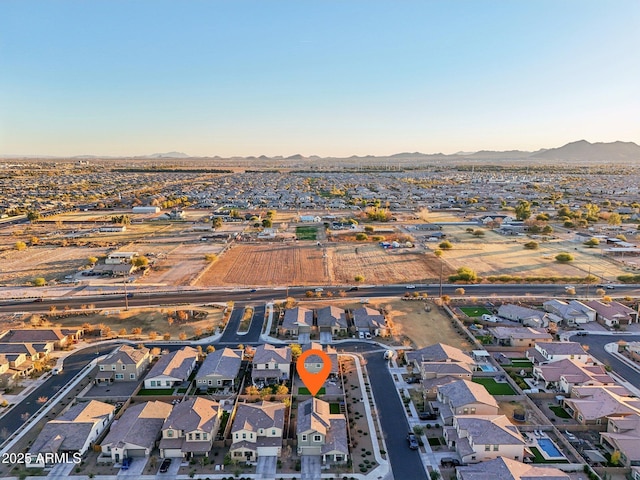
459 306 491 317
472 378 516 395
529 446 569 464
296 226 318 240
428 437 442 446
137 388 174 395
298 387 326 396
549 405 572 419
330 403 341 414
510 360 533 368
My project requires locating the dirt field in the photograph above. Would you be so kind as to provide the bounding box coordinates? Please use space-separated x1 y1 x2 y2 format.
328 243 453 284
138 243 225 286
436 227 627 281
197 243 328 286
0 245 109 285
368 299 471 349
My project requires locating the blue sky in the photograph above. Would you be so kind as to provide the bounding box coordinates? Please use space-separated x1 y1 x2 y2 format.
1 1 639 157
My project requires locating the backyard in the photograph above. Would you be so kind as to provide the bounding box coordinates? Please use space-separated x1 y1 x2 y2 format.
472 377 516 395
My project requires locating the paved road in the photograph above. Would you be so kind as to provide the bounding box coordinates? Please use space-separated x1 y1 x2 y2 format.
3 284 640 314
364 352 429 480
0 343 117 436
218 304 266 344
569 333 640 387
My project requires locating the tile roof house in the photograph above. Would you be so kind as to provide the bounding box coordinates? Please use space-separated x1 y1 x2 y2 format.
316 306 348 335
456 456 570 480
563 385 640 425
195 348 242 391
543 300 595 325
251 344 291 385
144 346 198 389
433 379 499 426
100 400 172 462
230 401 286 462
0 328 69 348
583 300 639 327
301 342 339 378
488 326 553 348
29 400 115 467
96 345 151 385
297 398 349 463
443 415 525 464
533 358 613 393
352 307 389 337
600 413 640 468
406 343 474 368
159 397 221 458
526 342 591 365
280 307 314 336
497 304 553 328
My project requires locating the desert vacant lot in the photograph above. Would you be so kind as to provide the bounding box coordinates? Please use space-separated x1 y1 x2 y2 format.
437 226 626 280
138 243 225 286
197 243 328 286
0 245 109 285
328 243 453 284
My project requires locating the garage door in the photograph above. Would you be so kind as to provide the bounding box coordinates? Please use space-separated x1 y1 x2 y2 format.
257 446 280 457
127 448 146 457
162 448 183 458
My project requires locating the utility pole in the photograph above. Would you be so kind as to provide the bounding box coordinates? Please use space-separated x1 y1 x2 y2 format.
439 261 443 299
123 278 129 311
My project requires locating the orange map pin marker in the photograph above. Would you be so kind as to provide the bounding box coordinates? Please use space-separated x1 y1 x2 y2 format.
297 349 332 396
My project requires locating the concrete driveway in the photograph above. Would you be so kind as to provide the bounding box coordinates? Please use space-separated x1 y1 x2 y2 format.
256 455 277 479
300 455 321 480
319 332 333 344
298 333 311 344
117 457 147 478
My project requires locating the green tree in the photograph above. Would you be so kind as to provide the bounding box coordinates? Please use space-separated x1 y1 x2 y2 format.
32 277 46 287
608 212 622 226
610 449 621 466
524 241 539 250
515 200 532 220
433 249 443 257
132 256 149 267
555 252 574 263
354 275 365 282
87 256 98 265
449 266 478 283
27 210 41 223
355 233 368 241
212 217 223 229
583 238 600 248
439 240 453 250
15 241 27 251
542 225 553 234
262 218 272 228
290 343 302 360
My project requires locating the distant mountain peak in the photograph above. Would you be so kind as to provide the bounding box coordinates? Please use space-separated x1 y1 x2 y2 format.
149 151 190 158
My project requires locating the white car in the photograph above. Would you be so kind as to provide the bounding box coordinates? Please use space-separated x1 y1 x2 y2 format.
314 287 324 292
405 285 416 289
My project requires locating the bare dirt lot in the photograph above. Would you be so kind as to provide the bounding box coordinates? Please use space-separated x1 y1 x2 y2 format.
138 243 225 286
328 243 453 284
197 243 328 286
436 226 627 281
368 299 471 349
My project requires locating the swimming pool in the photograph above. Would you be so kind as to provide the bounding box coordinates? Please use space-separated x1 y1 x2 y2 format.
537 438 564 459
478 364 497 372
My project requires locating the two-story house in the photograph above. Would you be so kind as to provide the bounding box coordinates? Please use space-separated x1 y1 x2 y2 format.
251 344 291 386
433 379 499 426
159 397 221 458
301 343 339 379
100 400 172 463
443 415 525 463
195 348 242 391
297 398 348 464
230 401 286 462
533 358 613 393
600 413 640 468
456 456 570 479
144 346 198 389
95 345 151 385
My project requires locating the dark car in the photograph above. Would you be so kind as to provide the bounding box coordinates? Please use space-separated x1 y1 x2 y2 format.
407 432 419 450
33 297 43 302
418 411 438 421
159 458 172 473
348 286 359 291
121 457 130 470
440 457 461 467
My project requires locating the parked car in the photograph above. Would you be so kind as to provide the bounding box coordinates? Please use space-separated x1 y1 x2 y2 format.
440 457 461 467
405 284 416 289
159 458 172 473
121 457 130 470
407 432 419 450
418 411 438 420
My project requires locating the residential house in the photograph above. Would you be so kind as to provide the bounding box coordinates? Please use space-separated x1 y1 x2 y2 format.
489 326 553 348
96 345 151 385
251 344 291 385
626 342 640 362
600 413 640 467
100 400 172 462
543 300 595 326
195 348 242 391
159 397 221 458
583 300 638 327
230 401 286 462
406 343 475 370
0 328 69 349
29 400 115 466
456 456 570 480
533 359 613 393
280 307 314 337
433 379 499 426
420 361 474 396
0 343 38 378
297 398 349 463
144 346 198 389
526 342 591 365
497 305 554 328
316 306 348 336
301 343 339 379
352 307 389 337
443 415 525 463
563 385 640 425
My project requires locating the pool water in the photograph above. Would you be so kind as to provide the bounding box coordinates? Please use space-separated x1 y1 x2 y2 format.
537 438 563 458
479 364 497 372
